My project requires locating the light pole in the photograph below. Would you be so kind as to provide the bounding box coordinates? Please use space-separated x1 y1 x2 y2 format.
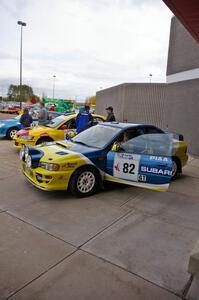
17 21 26 109
52 75 56 99
149 74 152 83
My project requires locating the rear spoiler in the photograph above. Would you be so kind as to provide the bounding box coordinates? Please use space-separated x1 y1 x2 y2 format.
166 132 184 141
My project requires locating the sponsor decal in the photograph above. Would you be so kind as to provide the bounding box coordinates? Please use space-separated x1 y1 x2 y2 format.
149 156 169 162
114 163 120 172
114 153 141 181
117 153 134 160
65 162 77 168
138 174 146 182
141 166 171 176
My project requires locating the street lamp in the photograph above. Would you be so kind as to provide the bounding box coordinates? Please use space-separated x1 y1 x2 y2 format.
17 20 26 109
52 75 56 99
149 74 152 83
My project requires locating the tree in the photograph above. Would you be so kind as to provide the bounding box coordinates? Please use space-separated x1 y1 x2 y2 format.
85 95 96 107
7 84 34 102
29 95 40 104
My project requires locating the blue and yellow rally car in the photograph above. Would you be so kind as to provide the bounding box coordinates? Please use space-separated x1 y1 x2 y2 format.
20 122 188 197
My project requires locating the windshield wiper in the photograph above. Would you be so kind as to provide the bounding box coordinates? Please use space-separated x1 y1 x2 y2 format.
73 141 89 147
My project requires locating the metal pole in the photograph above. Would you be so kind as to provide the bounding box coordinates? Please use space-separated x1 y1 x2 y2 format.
52 75 56 99
18 21 26 109
19 25 23 108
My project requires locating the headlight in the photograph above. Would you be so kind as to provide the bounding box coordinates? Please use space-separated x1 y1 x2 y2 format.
40 162 60 171
21 135 34 140
0 123 5 127
19 145 26 160
26 155 32 168
25 146 29 159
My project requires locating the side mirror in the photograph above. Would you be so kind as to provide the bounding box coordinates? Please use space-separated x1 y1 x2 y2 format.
66 131 76 140
111 143 120 152
60 124 68 130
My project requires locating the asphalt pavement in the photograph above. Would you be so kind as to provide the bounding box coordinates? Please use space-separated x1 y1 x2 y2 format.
0 113 199 300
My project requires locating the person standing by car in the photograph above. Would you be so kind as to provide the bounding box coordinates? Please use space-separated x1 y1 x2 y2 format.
76 105 93 133
105 106 116 122
20 107 33 128
38 102 49 125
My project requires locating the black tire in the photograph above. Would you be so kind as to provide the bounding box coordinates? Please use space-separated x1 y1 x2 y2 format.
70 166 100 197
36 137 53 145
171 158 180 180
7 127 19 140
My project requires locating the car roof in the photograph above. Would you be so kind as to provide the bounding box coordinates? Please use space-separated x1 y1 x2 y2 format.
57 113 104 118
55 116 158 129
100 122 158 129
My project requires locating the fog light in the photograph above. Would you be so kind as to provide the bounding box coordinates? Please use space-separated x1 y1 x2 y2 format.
25 146 29 159
19 145 25 160
45 175 52 179
26 155 32 168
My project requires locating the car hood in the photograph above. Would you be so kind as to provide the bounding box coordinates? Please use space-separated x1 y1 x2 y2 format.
35 140 102 163
0 119 19 125
39 140 100 155
17 125 50 136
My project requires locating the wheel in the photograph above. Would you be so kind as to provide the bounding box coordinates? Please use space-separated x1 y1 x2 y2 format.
36 137 53 145
70 167 100 197
171 158 179 180
7 127 18 140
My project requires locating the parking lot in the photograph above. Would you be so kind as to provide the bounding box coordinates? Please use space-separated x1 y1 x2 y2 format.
0 113 199 300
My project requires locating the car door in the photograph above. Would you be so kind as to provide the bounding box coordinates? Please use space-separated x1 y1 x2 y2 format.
63 117 77 139
105 132 173 191
55 118 76 140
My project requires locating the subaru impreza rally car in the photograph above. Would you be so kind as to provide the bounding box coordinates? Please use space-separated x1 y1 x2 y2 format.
14 113 105 148
20 122 188 197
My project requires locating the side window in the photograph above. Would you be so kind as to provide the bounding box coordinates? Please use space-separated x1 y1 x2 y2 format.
58 119 76 130
112 128 145 152
67 118 76 129
145 127 163 134
121 134 171 156
120 128 145 142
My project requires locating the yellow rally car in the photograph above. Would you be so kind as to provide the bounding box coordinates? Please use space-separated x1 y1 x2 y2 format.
14 114 105 148
20 123 188 197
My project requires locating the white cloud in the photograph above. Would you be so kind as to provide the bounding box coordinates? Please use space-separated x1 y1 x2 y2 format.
0 0 172 99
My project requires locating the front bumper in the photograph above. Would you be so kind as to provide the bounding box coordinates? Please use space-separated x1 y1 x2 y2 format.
22 163 72 191
14 137 37 149
180 154 189 168
0 133 6 139
0 128 7 138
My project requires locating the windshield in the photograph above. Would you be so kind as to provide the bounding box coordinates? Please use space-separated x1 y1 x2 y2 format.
45 116 71 128
72 124 121 148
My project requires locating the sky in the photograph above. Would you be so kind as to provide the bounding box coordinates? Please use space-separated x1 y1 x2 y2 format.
0 0 172 100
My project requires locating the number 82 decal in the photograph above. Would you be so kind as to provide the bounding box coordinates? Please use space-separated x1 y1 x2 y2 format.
114 154 141 182
123 163 135 174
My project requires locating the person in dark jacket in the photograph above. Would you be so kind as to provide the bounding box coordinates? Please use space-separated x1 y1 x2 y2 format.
105 106 116 122
20 107 33 128
38 102 49 125
76 105 93 133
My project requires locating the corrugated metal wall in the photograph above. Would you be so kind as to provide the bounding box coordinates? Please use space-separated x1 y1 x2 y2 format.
96 83 166 128
96 80 199 156
167 17 199 75
165 79 199 156
123 84 166 128
96 84 124 121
